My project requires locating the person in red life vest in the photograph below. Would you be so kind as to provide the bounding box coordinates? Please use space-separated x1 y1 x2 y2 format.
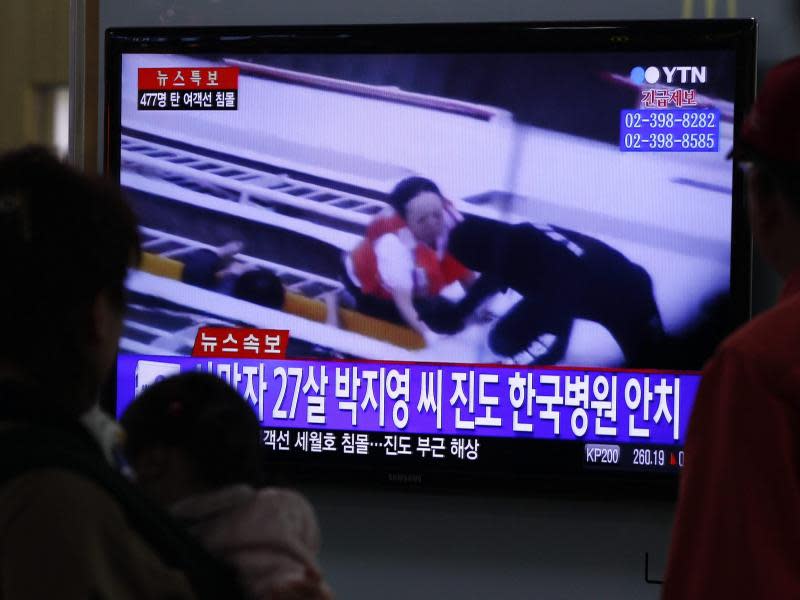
663 56 800 599
342 177 473 342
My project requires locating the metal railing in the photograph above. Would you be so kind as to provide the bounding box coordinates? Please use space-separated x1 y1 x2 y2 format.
121 135 388 227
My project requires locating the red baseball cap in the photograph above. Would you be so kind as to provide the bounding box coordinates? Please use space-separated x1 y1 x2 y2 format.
731 56 800 166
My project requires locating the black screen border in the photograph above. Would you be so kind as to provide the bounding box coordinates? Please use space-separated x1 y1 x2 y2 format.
104 19 756 497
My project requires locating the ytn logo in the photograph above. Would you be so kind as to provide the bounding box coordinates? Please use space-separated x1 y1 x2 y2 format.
630 66 707 85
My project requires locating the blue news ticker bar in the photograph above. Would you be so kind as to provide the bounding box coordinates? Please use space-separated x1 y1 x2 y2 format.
119 355 698 445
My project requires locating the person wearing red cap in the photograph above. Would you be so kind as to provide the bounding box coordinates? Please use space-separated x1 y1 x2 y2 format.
663 56 800 599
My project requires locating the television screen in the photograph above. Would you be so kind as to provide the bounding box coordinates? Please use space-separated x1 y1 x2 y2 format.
106 21 755 489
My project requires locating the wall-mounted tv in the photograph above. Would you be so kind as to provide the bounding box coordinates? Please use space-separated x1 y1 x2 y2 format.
105 20 755 491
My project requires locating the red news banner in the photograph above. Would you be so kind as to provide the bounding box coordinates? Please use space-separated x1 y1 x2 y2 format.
192 327 289 359
137 67 239 110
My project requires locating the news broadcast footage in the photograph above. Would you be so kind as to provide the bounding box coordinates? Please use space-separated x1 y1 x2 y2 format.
112 46 742 475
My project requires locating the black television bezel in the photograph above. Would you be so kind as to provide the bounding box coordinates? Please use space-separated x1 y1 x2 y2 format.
104 20 756 497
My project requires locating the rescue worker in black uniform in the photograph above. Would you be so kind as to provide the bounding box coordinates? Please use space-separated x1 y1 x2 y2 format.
418 216 665 367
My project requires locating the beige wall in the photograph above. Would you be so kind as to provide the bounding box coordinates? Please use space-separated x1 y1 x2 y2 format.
0 0 69 152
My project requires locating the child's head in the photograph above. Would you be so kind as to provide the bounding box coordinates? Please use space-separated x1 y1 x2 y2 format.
121 372 263 505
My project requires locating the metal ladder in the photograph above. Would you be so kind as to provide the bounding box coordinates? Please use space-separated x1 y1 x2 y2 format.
121 135 388 228
122 292 238 356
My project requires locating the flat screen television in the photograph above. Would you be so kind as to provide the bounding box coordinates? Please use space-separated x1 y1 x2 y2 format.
105 20 756 492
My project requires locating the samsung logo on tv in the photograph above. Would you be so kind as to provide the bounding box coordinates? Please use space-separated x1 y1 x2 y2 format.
630 66 708 85
387 472 423 485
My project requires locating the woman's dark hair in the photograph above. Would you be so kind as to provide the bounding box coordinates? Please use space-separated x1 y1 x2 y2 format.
387 176 442 219
0 146 140 401
121 372 264 488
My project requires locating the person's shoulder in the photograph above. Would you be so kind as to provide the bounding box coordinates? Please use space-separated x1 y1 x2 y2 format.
0 467 130 553
0 469 199 600
2 467 120 509
0 468 124 526
710 294 800 397
250 487 320 548
209 485 314 523
252 487 316 519
367 214 405 240
721 293 800 360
